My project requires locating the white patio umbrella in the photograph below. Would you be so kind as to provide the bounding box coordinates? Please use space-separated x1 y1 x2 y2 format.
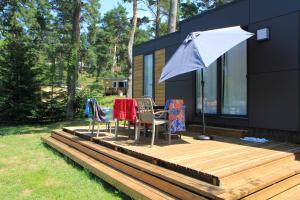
159 26 254 139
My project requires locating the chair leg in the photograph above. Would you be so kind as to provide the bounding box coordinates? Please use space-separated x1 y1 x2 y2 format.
155 125 159 139
109 123 112 133
151 124 156 147
88 120 92 132
97 123 100 137
91 120 95 135
135 122 140 142
138 121 141 141
114 120 119 139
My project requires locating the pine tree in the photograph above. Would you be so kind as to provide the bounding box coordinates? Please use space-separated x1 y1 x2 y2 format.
0 0 44 122
66 0 81 120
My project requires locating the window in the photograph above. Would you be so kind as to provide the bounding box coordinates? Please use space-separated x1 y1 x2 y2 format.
118 81 125 88
112 81 117 88
222 41 247 115
144 54 153 97
196 61 217 114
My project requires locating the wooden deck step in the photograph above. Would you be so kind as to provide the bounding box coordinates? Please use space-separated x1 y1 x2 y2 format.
243 173 300 200
219 155 300 199
51 130 221 200
187 124 247 138
44 127 300 200
209 144 300 178
41 136 176 200
269 183 300 200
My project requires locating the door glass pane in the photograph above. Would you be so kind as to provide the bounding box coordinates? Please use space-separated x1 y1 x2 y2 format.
196 61 217 114
222 41 247 115
144 54 153 97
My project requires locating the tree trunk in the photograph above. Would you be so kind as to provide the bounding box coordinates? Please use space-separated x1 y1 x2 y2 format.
155 0 161 38
66 0 81 120
112 42 117 71
168 0 178 33
58 52 64 85
96 64 101 82
126 0 138 98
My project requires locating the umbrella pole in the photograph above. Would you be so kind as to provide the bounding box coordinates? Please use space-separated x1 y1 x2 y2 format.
201 68 206 135
194 68 212 140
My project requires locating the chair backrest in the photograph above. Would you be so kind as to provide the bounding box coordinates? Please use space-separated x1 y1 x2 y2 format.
101 108 113 122
142 96 157 106
88 98 112 122
136 97 155 123
165 99 186 133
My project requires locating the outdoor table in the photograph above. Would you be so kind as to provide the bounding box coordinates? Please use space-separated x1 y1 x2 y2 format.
113 98 138 138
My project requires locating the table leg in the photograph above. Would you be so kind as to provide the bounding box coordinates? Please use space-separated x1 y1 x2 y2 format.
114 120 119 139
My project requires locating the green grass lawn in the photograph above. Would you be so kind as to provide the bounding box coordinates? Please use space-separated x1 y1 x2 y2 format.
0 122 130 200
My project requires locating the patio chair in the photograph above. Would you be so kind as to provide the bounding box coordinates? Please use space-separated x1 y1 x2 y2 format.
163 99 186 144
86 98 113 137
139 96 163 135
135 97 169 147
142 95 157 106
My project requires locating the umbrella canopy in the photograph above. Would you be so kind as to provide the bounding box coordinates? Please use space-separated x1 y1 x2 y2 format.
159 26 254 82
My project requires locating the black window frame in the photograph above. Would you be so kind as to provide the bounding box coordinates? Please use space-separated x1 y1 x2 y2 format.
195 41 249 118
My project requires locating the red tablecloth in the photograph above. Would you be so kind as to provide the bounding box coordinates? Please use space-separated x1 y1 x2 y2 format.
113 98 137 121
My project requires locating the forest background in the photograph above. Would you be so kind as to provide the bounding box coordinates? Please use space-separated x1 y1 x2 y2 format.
0 0 234 123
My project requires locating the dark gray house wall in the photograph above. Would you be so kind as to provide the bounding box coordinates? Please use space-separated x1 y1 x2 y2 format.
133 0 300 134
248 11 300 131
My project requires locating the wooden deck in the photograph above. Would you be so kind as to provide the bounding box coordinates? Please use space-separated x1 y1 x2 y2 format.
42 126 300 199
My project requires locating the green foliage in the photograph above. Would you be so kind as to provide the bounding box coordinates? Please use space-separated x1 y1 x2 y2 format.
101 4 130 77
38 87 68 122
0 0 152 123
134 28 152 45
0 1 46 122
180 0 199 19
180 0 235 19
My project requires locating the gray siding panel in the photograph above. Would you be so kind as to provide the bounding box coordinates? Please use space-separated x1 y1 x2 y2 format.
250 0 300 23
165 75 195 121
248 12 300 74
133 32 180 56
179 0 250 38
248 70 299 131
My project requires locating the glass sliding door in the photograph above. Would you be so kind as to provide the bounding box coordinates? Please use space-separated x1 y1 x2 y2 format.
143 54 153 97
222 41 247 115
196 61 217 114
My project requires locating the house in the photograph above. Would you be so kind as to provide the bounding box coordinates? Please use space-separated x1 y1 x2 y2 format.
103 78 127 96
132 0 300 142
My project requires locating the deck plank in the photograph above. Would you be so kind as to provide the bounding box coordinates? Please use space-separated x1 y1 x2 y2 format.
269 184 300 200
243 173 300 200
